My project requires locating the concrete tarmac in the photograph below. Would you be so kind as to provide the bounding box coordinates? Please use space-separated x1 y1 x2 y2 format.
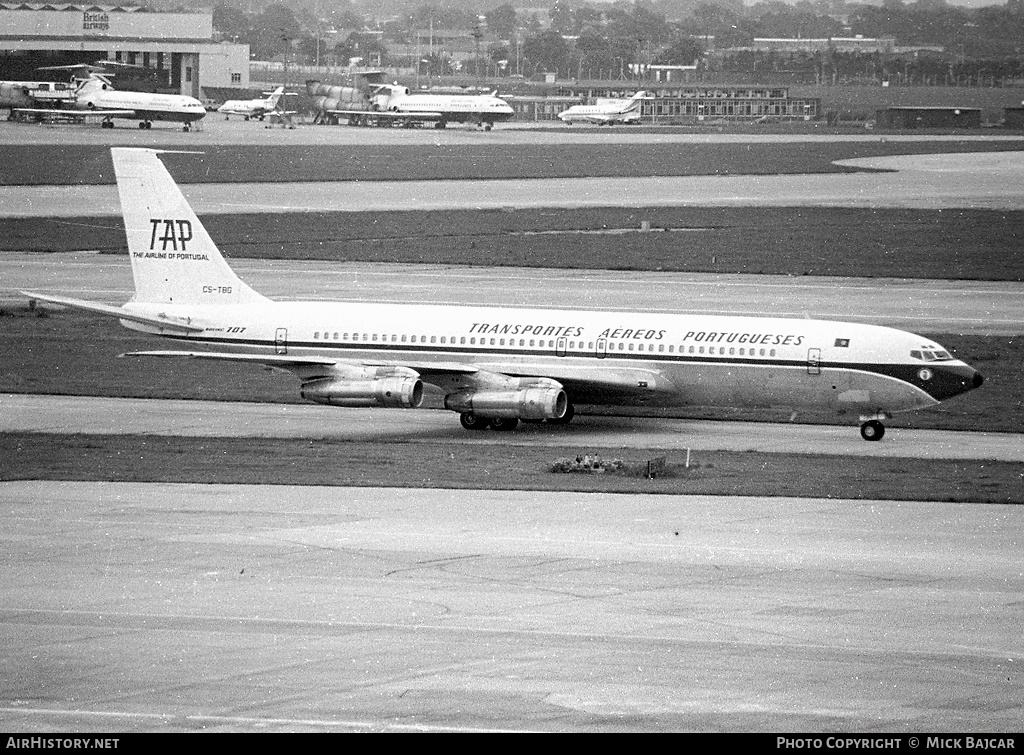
2 393 1021 461
3 151 1024 215
6 115 1024 147
1 481 1020 732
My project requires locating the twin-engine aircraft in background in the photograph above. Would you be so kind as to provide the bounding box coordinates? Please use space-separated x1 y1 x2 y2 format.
323 83 514 130
217 86 285 120
558 91 648 125
24 148 983 441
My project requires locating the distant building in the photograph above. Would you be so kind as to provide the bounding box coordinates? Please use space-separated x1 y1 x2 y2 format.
539 85 820 123
875 106 981 129
646 64 698 84
733 37 898 54
1005 106 1024 130
0 4 249 97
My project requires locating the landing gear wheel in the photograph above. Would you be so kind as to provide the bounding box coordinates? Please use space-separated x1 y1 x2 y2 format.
546 402 575 426
860 420 885 441
460 413 490 431
489 417 519 432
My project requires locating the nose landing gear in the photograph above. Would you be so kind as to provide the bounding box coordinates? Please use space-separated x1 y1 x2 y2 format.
860 419 885 441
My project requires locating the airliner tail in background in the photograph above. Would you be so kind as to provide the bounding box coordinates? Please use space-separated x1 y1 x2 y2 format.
23 148 983 440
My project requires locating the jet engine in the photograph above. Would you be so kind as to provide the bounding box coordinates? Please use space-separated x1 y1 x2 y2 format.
302 376 423 408
300 366 423 408
444 387 567 420
305 80 369 123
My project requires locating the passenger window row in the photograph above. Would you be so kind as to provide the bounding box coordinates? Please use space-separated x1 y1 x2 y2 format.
310 331 777 358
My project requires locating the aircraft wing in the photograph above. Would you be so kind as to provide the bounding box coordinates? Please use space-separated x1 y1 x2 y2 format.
79 109 138 117
122 350 672 403
328 109 444 122
14 108 138 117
21 291 204 334
124 349 479 376
10 108 90 118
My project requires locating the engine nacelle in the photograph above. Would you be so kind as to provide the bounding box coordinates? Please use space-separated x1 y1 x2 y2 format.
444 388 567 420
301 376 423 409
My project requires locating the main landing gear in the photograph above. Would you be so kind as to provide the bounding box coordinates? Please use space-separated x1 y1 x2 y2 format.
458 403 575 432
460 413 518 431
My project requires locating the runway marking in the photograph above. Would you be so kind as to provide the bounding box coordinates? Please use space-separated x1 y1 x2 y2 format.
0 707 534 733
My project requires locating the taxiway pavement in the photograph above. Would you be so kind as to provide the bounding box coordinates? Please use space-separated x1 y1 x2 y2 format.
1 481 1020 732
3 151 1024 215
2 393 1021 461
5 255 1022 336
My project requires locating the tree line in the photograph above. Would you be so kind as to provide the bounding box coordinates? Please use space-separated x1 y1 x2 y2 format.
211 0 1024 83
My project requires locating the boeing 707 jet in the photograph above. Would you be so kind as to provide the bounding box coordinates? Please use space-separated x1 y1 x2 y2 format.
23 148 983 440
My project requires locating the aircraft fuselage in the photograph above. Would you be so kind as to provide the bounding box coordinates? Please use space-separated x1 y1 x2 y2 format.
118 299 981 421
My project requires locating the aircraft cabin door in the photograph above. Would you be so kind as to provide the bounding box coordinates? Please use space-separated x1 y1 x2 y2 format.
275 327 288 355
556 337 567 357
807 347 821 376
595 338 607 359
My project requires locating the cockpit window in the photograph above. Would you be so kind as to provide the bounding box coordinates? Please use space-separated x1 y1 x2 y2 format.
911 349 953 362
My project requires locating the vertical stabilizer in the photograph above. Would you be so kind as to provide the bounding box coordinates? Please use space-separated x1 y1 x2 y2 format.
266 86 285 109
112 148 268 306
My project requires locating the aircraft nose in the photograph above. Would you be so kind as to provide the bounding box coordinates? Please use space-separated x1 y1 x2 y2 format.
921 364 984 402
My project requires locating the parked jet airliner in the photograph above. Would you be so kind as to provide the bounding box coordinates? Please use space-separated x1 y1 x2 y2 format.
327 84 514 130
71 74 207 130
217 86 285 120
23 148 983 440
558 91 648 125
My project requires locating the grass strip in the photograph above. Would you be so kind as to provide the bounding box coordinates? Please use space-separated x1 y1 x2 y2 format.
2 433 1020 504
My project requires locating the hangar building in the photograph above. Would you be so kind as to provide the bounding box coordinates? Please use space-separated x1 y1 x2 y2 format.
0 4 248 98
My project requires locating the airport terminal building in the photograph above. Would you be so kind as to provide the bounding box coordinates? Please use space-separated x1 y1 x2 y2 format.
0 4 248 97
509 85 821 123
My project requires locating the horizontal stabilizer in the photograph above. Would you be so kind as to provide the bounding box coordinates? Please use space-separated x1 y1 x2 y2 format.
21 291 204 333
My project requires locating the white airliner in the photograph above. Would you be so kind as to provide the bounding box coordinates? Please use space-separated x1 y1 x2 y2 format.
12 73 206 130
70 74 207 131
329 84 514 130
558 91 648 125
217 86 285 120
23 148 983 441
